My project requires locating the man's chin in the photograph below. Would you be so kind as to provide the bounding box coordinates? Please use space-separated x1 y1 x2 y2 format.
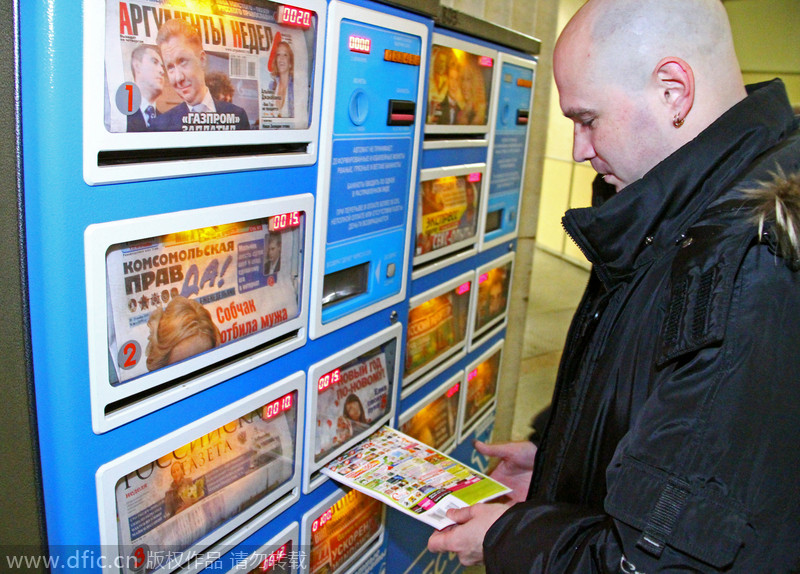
602 174 625 193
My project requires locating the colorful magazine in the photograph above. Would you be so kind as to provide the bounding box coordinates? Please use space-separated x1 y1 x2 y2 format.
321 426 509 530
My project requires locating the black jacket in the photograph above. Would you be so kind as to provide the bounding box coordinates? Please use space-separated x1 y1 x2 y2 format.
484 80 800 572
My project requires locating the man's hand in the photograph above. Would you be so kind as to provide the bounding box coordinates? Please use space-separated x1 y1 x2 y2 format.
476 440 537 502
427 503 511 566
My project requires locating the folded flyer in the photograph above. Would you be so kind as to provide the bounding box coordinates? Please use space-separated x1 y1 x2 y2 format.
321 426 510 530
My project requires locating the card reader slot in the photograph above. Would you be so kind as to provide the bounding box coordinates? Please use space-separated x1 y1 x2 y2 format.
387 100 416 126
98 142 310 166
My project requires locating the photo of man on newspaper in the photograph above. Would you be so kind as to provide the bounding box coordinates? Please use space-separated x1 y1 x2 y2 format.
104 0 315 132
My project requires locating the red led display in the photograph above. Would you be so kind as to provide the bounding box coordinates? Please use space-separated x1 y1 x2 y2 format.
467 172 482 183
479 272 489 284
478 56 494 67
277 5 313 28
311 507 334 532
349 35 371 54
456 281 471 295
446 382 460 398
262 392 294 421
255 542 290 572
317 368 341 392
467 368 478 381
269 211 301 231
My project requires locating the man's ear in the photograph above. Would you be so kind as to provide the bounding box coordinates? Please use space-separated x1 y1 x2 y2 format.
654 57 694 124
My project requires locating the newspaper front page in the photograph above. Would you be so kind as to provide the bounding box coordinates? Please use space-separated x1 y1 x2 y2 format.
321 426 509 530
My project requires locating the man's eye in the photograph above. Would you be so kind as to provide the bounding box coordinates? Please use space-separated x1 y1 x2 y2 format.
581 118 595 128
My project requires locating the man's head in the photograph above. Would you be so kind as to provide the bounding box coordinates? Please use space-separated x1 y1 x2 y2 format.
268 233 282 264
553 0 746 192
130 45 164 102
157 19 208 107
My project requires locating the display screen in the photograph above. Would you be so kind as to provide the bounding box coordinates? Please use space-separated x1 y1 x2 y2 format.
247 540 294 573
474 261 512 333
313 341 395 463
426 44 494 126
104 213 305 385
113 392 298 573
400 381 460 450
415 173 481 258
309 489 383 574
465 350 501 426
405 283 471 379
104 0 318 132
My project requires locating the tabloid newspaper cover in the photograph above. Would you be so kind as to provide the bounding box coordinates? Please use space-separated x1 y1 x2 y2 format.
309 489 384 574
404 286 470 377
105 0 316 132
399 382 460 451
314 349 392 463
415 174 480 256
475 261 511 331
105 216 303 385
426 45 492 126
114 393 297 572
321 426 509 530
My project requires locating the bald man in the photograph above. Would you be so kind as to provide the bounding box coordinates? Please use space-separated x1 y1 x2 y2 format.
428 0 800 571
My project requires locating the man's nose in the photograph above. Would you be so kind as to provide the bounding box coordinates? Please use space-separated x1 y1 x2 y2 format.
572 127 596 163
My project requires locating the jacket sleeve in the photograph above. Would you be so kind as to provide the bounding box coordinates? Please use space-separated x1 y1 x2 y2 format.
483 236 800 573
483 501 622 573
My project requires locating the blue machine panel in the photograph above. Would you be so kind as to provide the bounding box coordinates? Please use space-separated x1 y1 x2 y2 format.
481 53 536 249
310 2 428 338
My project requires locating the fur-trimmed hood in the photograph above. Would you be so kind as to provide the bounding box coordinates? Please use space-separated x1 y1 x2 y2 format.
743 168 800 268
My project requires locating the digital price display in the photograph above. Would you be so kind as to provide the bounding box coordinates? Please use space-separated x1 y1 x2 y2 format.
309 489 383 574
478 56 494 67
277 4 314 28
317 368 341 392
384 49 421 66
348 35 371 54
248 541 293 573
263 392 294 420
269 212 302 231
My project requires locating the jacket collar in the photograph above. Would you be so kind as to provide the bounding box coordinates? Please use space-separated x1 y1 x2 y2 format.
562 80 797 287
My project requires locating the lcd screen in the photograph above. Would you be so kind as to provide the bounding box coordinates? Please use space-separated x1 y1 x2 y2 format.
309 489 383 574
426 44 493 127
245 540 295 573
405 280 471 379
313 340 395 464
113 391 298 572
104 213 305 386
415 172 481 260
104 0 317 132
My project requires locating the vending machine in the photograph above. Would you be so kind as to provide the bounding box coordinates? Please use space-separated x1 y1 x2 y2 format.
16 0 428 572
385 8 538 573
